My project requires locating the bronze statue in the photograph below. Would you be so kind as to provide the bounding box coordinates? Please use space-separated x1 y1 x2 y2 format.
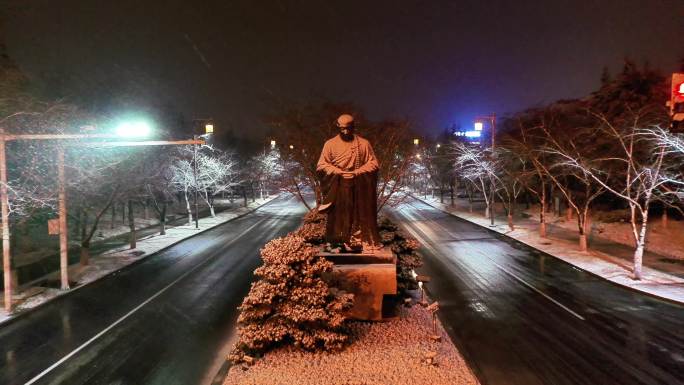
317 114 381 249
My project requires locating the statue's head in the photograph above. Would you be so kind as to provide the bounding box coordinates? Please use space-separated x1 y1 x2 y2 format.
336 114 355 141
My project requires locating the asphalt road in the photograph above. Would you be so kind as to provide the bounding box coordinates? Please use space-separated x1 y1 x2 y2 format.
390 197 684 385
0 194 305 385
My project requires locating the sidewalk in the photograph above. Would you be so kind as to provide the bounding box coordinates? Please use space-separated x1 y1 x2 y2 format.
414 194 684 304
0 195 278 324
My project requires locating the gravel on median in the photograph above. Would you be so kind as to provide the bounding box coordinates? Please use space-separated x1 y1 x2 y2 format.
223 304 480 385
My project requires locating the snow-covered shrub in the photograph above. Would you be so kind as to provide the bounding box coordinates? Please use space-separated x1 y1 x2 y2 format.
295 209 326 244
229 234 354 364
378 217 423 295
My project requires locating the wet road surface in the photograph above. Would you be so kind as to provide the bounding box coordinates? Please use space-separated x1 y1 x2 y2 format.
391 197 684 385
0 195 305 385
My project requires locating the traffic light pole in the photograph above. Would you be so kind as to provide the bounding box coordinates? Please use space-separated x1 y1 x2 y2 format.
1 130 11 313
0 133 204 313
670 73 684 132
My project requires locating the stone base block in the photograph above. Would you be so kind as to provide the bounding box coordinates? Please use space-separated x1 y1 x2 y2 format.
320 247 396 265
331 263 397 321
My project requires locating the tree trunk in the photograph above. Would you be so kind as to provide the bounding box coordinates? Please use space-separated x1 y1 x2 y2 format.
507 214 514 231
539 200 547 238
578 214 587 251
554 196 560 217
633 214 649 280
566 206 573 221
121 202 126 224
485 204 490 219
450 184 454 206
128 200 136 249
143 202 149 220
80 244 90 266
633 241 644 281
661 210 668 230
184 190 193 225
73 209 82 238
579 233 587 252
81 210 88 244
159 202 167 235
209 205 216 217
110 204 115 229
439 186 444 203
243 187 248 207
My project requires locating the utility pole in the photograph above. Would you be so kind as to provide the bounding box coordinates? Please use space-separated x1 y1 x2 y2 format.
475 115 496 227
57 146 68 290
1 128 11 312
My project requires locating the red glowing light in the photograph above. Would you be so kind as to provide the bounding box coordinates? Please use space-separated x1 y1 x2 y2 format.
678 83 684 95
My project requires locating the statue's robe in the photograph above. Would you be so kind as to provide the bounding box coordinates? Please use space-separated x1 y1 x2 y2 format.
316 134 381 245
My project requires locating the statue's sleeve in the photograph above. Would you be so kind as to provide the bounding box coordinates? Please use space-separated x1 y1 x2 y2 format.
316 141 342 175
355 141 379 175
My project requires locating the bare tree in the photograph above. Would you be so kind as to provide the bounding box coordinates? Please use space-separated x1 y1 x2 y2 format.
539 125 605 252
66 146 131 265
451 142 497 221
139 149 176 235
555 114 680 279
364 120 415 211
494 148 526 231
170 157 195 225
248 149 282 200
504 118 554 237
196 149 237 217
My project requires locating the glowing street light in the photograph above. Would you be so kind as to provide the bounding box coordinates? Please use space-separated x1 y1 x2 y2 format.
204 124 214 134
413 138 420 146
474 121 484 131
270 140 276 149
115 120 152 138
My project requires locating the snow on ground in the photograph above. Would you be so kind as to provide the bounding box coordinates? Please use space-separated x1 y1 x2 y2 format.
522 205 684 261
224 302 479 385
0 196 277 325
417 195 684 304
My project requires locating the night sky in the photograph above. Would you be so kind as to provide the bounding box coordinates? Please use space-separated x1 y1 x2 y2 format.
4 0 683 144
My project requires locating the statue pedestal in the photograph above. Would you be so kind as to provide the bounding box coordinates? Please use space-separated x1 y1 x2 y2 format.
321 248 397 321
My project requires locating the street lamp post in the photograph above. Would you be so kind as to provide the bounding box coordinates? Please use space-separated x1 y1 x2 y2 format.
0 128 203 313
475 115 496 227
193 134 199 229
191 122 214 230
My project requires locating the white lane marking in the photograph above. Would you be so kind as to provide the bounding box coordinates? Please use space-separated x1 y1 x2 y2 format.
487 259 586 321
396 204 586 321
24 217 269 385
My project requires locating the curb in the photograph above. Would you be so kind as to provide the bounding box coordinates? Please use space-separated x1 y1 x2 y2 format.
411 194 684 306
0 195 280 326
